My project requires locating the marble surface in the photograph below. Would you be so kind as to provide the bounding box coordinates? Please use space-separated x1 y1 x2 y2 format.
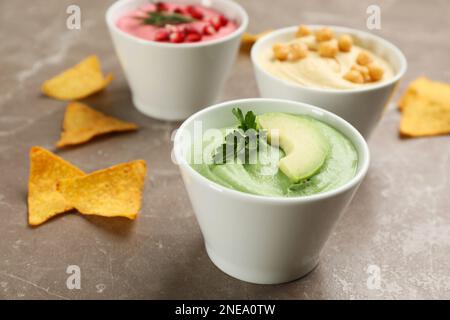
0 0 449 299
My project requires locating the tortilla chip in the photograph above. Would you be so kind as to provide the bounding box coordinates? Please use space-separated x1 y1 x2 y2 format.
56 102 138 147
42 55 113 100
398 77 450 111
28 147 85 226
400 94 450 137
241 31 271 52
57 160 147 219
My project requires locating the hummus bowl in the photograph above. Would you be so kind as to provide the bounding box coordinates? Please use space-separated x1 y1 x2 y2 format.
173 98 370 284
106 0 248 121
251 25 407 138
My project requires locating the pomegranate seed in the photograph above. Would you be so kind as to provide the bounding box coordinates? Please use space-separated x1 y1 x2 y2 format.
202 25 216 36
218 15 228 26
155 2 169 11
208 17 222 31
186 5 204 19
154 29 169 41
169 31 185 43
175 25 195 35
174 7 184 14
184 25 199 35
186 33 202 42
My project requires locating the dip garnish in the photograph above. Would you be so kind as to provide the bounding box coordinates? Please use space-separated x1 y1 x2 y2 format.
136 11 195 27
266 25 393 88
190 111 358 197
212 108 266 164
119 2 234 43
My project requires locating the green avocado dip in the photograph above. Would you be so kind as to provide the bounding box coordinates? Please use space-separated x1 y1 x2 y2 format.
189 109 358 197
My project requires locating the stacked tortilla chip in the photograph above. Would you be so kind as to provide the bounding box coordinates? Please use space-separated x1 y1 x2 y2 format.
28 147 147 226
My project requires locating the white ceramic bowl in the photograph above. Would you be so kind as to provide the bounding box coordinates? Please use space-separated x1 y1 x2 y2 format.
106 0 248 121
173 98 370 284
251 25 407 138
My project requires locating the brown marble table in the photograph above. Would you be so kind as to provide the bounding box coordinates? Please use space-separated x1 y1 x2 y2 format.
0 0 449 299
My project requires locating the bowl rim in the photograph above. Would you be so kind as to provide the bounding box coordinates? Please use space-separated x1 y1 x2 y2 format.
251 25 407 94
174 98 370 204
105 0 249 49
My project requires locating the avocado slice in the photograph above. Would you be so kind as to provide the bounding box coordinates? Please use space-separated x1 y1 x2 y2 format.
256 113 329 183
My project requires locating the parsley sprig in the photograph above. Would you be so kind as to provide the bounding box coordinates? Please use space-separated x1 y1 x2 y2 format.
136 11 195 27
212 108 265 165
232 108 257 132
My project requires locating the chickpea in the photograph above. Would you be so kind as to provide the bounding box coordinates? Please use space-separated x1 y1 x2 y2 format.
338 34 353 52
343 70 364 84
351 64 370 82
368 63 384 81
289 42 308 60
318 40 338 58
356 51 373 65
304 38 318 51
295 25 312 38
273 43 290 61
315 27 334 42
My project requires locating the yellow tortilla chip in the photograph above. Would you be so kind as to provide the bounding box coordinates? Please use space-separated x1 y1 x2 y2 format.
57 160 147 219
28 147 85 226
42 55 113 100
240 30 271 52
400 94 450 137
56 102 138 147
398 77 450 111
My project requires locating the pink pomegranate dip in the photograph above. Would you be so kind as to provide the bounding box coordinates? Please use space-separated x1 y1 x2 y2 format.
116 2 238 43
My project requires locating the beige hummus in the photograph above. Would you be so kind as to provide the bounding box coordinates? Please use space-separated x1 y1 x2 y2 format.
260 35 395 90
